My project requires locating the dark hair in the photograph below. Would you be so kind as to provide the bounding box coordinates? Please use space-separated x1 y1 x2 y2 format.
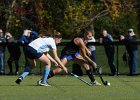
81 28 93 35
128 31 132 33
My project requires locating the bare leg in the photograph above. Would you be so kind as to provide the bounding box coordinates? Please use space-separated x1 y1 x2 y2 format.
38 54 51 84
46 58 68 79
74 55 95 82
53 58 67 74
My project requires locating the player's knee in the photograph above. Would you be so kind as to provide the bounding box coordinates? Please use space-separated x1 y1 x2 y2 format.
53 68 62 74
82 63 89 70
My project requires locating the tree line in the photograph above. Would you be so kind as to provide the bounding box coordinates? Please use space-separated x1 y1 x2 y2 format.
0 0 139 39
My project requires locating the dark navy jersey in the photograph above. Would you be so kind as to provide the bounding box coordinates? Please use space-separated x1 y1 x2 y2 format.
61 37 83 56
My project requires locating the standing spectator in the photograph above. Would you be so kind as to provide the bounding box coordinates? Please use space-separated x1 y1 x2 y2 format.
87 32 96 62
5 32 21 75
99 30 117 76
0 29 6 75
120 29 138 76
87 32 96 73
18 29 38 67
30 31 38 40
18 30 32 67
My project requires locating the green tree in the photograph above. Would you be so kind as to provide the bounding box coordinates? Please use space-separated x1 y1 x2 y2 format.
0 0 139 38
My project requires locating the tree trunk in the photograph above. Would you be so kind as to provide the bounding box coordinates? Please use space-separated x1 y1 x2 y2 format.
90 24 95 33
6 0 17 31
136 0 140 34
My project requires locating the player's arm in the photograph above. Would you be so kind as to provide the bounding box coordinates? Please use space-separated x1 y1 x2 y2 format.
52 49 68 73
45 53 59 66
85 46 91 56
74 38 97 68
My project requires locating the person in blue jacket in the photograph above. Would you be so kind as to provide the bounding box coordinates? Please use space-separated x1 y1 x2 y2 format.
18 30 38 67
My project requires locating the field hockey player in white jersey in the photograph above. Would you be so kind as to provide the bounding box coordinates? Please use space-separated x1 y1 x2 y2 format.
15 32 68 86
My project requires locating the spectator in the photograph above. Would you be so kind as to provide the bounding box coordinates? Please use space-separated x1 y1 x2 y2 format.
120 29 138 76
99 30 117 76
87 32 96 62
0 29 6 75
5 32 21 75
30 31 38 40
18 29 38 67
87 31 96 73
18 30 32 67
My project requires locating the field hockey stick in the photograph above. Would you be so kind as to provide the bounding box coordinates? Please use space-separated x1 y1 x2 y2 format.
96 66 109 86
98 71 107 85
60 65 91 86
89 63 107 85
70 72 92 86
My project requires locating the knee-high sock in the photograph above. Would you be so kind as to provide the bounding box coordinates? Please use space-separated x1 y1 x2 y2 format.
47 69 55 79
86 68 95 82
42 67 50 84
20 66 31 79
40 69 55 80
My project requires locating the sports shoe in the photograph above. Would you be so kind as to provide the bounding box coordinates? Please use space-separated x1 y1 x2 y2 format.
37 80 51 86
37 80 42 85
15 77 23 84
91 80 101 86
39 83 51 86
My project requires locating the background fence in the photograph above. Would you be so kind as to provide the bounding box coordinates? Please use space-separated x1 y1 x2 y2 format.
3 40 140 75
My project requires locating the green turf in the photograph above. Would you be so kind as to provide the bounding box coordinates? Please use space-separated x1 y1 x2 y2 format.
0 75 140 100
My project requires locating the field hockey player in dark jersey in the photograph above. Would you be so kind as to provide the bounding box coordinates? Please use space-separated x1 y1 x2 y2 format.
39 29 101 86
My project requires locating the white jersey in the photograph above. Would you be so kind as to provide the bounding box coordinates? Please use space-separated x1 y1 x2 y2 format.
88 36 96 51
28 37 56 53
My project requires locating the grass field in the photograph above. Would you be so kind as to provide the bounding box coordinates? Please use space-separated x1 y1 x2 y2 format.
1 42 140 100
0 75 140 100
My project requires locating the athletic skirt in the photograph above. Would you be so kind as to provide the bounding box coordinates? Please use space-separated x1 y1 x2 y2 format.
24 46 43 59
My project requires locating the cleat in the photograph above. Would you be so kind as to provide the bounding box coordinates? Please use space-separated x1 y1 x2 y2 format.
37 80 51 86
39 83 51 86
91 80 101 86
15 77 23 84
37 80 42 85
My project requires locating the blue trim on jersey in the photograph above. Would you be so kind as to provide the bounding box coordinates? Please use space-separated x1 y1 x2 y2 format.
60 52 79 60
